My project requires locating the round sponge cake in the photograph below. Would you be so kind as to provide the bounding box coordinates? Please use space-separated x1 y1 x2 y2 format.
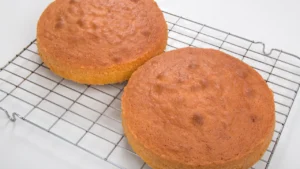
37 0 167 84
122 48 275 169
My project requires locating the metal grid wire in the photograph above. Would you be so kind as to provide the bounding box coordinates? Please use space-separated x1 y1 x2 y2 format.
0 11 300 169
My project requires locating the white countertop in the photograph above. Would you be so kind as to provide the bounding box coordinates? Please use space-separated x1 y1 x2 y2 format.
0 0 299 168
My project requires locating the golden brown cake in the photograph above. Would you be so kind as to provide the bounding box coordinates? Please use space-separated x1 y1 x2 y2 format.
37 0 167 84
122 48 275 169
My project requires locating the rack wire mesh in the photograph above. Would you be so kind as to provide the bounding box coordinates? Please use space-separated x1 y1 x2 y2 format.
0 11 300 169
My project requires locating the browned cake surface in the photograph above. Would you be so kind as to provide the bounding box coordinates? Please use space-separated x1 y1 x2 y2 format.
122 48 275 169
37 0 167 84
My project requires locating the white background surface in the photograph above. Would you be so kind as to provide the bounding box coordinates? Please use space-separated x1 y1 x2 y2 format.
0 0 299 168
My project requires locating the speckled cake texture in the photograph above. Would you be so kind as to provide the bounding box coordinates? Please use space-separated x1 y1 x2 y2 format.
37 0 167 84
122 48 275 169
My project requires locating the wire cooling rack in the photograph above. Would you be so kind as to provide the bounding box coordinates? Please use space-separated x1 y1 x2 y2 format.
0 11 300 169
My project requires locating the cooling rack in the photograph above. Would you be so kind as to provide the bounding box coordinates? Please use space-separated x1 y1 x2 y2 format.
0 11 300 169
